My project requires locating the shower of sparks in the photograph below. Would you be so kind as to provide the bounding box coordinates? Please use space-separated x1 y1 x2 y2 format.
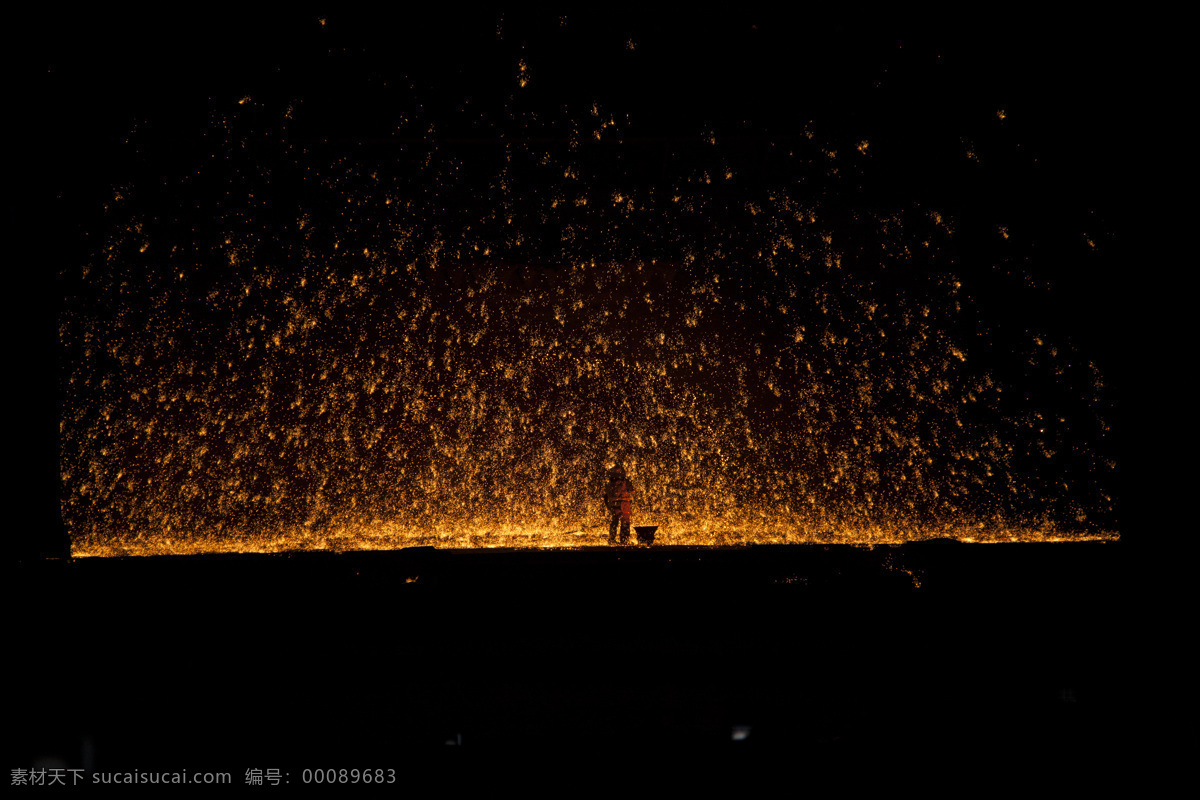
59 44 1117 557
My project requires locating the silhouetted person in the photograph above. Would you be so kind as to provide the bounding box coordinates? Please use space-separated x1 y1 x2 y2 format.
604 465 636 545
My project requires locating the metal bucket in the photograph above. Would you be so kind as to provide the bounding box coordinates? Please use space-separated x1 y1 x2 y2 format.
634 526 658 546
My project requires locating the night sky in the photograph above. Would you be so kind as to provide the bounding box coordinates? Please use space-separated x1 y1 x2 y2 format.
24 9 1158 555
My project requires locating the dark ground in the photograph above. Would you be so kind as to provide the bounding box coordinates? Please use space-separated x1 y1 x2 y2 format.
9 540 1140 784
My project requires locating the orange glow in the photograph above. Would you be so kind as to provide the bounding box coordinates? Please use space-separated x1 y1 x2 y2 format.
71 519 1115 558
60 82 1118 559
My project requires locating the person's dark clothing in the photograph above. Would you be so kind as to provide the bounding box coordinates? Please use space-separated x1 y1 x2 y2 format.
604 475 635 544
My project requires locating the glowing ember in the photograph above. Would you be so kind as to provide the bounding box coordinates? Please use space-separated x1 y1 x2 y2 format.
59 24 1117 557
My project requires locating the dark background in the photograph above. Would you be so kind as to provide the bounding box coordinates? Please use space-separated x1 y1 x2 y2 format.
13 6 1166 780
